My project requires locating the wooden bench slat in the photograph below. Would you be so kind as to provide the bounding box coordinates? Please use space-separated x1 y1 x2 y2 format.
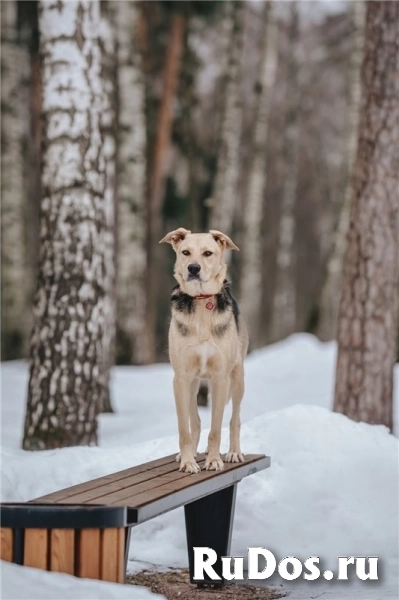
56 457 195 504
85 461 206 506
24 528 48 569
0 528 13 562
77 529 101 579
108 455 262 507
100 527 125 583
83 455 269 524
33 454 177 503
50 529 74 575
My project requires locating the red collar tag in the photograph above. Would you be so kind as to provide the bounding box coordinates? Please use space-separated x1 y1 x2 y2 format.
194 294 215 310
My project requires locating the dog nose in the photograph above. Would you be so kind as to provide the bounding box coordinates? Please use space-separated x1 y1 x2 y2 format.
188 263 201 276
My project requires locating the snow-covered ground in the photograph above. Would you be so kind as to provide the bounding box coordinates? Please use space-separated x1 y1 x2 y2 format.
1 334 398 600
2 561 163 600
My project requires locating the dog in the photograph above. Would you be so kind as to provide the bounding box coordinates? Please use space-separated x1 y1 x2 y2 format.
159 228 249 473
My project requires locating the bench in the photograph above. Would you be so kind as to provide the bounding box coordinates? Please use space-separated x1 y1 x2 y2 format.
1 452 270 585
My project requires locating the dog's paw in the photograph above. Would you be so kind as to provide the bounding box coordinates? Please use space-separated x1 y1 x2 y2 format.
204 457 224 471
175 452 181 462
179 459 200 474
225 451 244 463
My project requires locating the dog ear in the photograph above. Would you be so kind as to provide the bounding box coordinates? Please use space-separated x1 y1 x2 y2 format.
209 230 239 251
159 227 191 250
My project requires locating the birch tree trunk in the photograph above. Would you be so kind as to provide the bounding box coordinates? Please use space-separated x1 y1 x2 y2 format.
23 0 107 450
334 2 399 431
1 0 31 360
99 3 117 411
271 1 300 342
239 1 277 345
209 0 245 235
115 1 150 365
317 1 366 341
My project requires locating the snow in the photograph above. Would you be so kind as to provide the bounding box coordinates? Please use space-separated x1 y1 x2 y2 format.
1 561 163 600
1 334 398 600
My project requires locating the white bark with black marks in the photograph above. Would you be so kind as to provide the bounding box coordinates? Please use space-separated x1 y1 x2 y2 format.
210 0 245 235
271 2 300 342
116 0 149 365
239 1 277 344
23 0 107 449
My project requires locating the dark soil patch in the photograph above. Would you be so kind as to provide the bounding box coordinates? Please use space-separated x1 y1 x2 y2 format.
127 569 287 600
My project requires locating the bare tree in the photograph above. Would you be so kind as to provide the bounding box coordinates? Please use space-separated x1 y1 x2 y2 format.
271 1 300 342
149 12 185 232
146 10 186 363
23 0 107 449
317 1 366 341
239 1 277 345
115 0 150 365
1 0 31 359
209 0 245 235
334 2 399 431
99 1 117 411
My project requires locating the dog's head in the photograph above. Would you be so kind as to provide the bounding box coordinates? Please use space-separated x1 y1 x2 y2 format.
159 228 239 295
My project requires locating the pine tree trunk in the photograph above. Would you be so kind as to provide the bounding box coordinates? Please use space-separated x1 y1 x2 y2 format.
317 1 366 342
179 20 201 233
334 2 399 431
99 2 117 412
149 12 185 229
239 1 277 346
115 0 150 365
146 12 186 363
271 1 300 342
23 0 107 450
209 0 245 235
1 0 31 360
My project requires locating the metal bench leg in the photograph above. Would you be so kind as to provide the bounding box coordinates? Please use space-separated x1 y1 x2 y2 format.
184 483 237 585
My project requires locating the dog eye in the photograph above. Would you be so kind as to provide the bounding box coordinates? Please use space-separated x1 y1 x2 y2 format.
182 250 190 256
203 251 213 257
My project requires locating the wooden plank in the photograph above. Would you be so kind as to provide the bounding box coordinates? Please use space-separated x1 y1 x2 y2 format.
24 529 48 569
100 528 118 582
88 454 265 507
50 529 74 575
76 529 101 579
109 456 270 523
99 527 125 582
0 528 13 562
31 454 177 503
88 459 206 506
59 458 191 504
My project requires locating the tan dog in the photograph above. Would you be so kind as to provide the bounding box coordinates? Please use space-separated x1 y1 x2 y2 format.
159 228 249 473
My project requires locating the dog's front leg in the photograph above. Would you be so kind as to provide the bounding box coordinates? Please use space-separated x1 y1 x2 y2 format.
205 376 229 471
173 375 200 473
225 365 244 463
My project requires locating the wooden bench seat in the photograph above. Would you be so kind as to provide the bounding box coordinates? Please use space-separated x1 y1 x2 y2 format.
1 452 270 585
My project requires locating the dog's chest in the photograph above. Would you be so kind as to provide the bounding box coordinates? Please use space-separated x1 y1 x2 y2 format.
193 305 216 342
195 341 216 376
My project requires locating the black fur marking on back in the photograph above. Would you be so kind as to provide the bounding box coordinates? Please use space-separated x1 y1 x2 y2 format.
216 281 240 331
171 285 195 315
